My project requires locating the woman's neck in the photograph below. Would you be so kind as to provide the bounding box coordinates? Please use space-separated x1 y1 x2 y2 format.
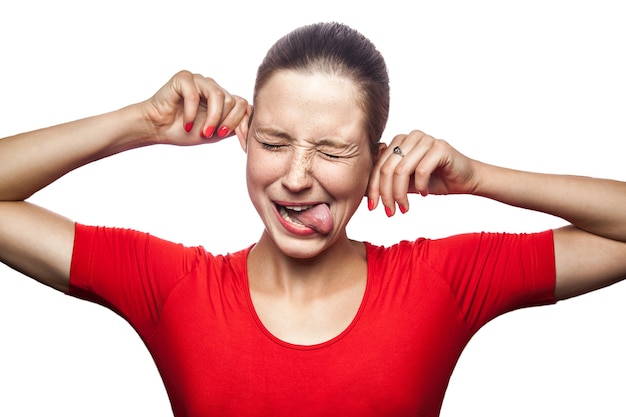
246 231 368 345
247 231 367 298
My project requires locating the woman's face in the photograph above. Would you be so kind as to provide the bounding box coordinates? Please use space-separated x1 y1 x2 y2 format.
243 70 373 259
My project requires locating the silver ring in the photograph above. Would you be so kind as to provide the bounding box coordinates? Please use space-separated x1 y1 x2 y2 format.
392 146 405 158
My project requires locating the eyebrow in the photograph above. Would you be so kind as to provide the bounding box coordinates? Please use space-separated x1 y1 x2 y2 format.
255 127 293 141
255 126 351 149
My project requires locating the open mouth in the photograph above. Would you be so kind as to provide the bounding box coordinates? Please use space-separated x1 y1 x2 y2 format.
274 202 333 234
279 204 315 225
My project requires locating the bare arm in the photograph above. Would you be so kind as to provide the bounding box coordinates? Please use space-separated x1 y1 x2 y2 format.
0 105 151 292
0 71 250 292
368 130 626 300
472 164 626 300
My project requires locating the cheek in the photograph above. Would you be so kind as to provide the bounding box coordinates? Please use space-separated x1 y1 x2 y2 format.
246 150 283 186
318 161 371 197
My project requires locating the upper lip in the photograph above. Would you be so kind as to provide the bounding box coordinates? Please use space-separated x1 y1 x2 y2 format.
273 200 329 209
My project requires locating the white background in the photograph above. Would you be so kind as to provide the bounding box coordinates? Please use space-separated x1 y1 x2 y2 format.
1 0 625 415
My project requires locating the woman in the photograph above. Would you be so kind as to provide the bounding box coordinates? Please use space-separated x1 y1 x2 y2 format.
1 22 625 417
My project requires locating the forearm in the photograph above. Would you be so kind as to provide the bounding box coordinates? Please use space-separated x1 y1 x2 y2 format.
0 103 153 201
474 161 626 241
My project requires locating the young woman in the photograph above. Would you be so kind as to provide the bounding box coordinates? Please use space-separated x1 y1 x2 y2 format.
1 22 625 417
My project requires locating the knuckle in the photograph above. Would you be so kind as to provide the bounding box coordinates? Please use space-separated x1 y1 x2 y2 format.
392 188 406 201
212 89 225 101
176 69 193 79
380 164 395 176
414 167 430 178
392 133 408 142
223 94 235 107
433 138 449 149
234 95 249 106
393 164 409 177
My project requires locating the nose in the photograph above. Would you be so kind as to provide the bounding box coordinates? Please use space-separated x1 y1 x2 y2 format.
281 150 314 192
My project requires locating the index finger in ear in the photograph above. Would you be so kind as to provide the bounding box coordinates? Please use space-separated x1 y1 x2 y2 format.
367 165 381 211
234 104 253 147
216 96 250 140
366 141 392 211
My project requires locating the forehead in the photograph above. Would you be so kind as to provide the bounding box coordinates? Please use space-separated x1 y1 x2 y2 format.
253 70 367 142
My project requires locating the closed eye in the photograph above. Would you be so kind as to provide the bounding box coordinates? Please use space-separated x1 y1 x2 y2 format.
261 142 283 151
319 150 341 159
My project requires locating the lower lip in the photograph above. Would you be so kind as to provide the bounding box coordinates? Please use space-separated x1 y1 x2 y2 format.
273 205 317 236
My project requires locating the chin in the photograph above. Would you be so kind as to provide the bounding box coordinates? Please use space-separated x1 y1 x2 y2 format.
276 238 329 260
264 228 337 260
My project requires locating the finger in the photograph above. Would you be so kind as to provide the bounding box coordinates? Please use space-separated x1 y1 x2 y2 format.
234 104 253 146
367 141 395 212
377 134 414 216
173 71 202 133
189 74 229 139
214 95 250 140
377 131 437 216
410 139 451 196
394 132 435 203
365 142 387 211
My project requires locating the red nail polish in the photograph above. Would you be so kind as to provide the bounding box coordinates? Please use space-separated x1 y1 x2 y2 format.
399 205 408 214
203 126 215 138
184 123 193 132
385 206 393 217
217 126 229 138
368 198 375 211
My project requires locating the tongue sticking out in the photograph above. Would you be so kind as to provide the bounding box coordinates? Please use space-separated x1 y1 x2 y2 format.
289 203 334 234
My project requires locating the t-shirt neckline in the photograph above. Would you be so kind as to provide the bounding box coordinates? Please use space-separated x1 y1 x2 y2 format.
241 243 373 351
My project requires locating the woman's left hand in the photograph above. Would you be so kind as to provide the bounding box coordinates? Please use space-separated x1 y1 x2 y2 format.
367 130 478 216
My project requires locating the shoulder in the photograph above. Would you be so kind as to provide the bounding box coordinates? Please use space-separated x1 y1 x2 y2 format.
73 223 255 276
364 230 554 270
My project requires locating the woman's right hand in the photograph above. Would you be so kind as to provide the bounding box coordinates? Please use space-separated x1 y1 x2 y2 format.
0 71 250 293
142 70 251 146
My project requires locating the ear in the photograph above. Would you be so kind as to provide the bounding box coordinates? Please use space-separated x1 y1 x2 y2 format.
235 104 253 153
376 142 388 162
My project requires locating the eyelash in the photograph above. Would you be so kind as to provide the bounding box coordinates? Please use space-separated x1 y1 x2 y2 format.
261 142 282 151
320 151 340 159
260 142 341 160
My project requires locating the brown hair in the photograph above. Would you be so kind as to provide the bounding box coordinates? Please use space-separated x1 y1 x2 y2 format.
254 22 390 157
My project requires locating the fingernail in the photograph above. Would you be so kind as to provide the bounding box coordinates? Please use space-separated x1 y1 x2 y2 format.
217 126 230 138
184 122 193 132
203 126 215 138
399 205 408 214
385 206 393 217
368 198 375 211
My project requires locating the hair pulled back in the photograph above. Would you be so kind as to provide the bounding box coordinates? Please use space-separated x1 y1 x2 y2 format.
254 22 390 156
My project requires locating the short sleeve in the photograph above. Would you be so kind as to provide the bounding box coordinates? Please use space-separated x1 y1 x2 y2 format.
67 223 201 336
422 230 556 333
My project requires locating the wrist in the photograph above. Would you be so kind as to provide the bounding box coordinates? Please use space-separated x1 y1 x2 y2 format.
109 102 161 149
470 160 495 198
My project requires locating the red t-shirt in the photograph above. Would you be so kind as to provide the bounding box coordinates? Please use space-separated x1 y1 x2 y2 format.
69 224 555 417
